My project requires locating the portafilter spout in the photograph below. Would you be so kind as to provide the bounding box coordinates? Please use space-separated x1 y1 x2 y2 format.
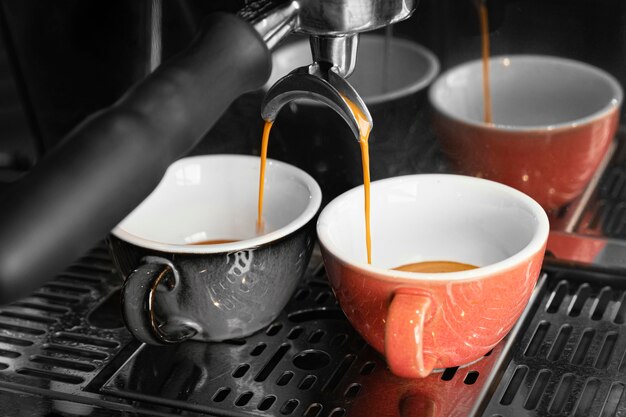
261 64 372 140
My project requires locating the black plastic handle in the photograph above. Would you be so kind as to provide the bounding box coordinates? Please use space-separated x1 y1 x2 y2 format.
0 13 271 304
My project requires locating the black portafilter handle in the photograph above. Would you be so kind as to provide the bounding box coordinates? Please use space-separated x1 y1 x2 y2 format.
0 13 271 304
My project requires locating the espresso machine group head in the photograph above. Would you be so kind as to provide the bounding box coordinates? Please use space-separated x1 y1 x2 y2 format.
0 0 417 303
243 0 417 138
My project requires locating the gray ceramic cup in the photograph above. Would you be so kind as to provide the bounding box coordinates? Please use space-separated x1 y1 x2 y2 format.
109 154 322 345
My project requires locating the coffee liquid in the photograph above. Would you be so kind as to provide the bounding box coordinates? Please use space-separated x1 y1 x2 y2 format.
257 120 273 234
189 239 239 245
393 261 478 273
341 96 373 265
477 1 493 124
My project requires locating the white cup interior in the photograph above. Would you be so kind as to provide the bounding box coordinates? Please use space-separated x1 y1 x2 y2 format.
113 155 322 253
265 34 439 103
317 174 549 279
429 55 622 129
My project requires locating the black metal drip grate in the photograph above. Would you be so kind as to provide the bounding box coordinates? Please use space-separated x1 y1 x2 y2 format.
0 245 136 394
480 265 626 417
578 133 626 237
6 245 626 416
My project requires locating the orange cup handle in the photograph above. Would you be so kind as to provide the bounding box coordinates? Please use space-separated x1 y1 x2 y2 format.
385 292 437 378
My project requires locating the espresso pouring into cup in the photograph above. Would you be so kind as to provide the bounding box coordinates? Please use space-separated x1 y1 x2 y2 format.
430 55 623 211
110 155 321 344
317 174 549 378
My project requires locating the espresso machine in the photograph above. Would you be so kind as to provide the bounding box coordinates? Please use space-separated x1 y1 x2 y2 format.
2 0 626 416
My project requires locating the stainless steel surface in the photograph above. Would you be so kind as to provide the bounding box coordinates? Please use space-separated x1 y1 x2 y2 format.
245 0 417 123
295 0 417 35
261 65 372 140
310 35 358 78
243 1 300 51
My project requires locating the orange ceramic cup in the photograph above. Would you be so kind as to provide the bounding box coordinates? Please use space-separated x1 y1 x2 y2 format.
429 55 622 211
317 174 549 378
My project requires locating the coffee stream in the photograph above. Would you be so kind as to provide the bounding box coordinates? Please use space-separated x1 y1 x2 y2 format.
256 16 495 268
477 1 493 124
257 120 273 234
256 98 373 264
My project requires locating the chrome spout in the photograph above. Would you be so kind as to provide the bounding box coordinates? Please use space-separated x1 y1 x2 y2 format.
261 64 372 141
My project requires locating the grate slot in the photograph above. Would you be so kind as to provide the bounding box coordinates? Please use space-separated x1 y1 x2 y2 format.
0 335 33 346
442 367 459 381
525 321 550 357
500 366 528 406
258 395 276 411
308 330 325 344
614 293 626 324
11 302 70 314
280 399 299 415
304 403 323 417
55 273 102 285
53 332 120 349
250 343 266 357
359 362 376 375
0 310 57 325
255 344 290 382
595 332 618 369
573 378 601 417
234 391 253 407
287 327 303 340
298 375 317 390
44 282 92 294
30 292 81 304
568 285 592 317
546 281 569 313
548 373 575 414
43 343 108 360
29 355 97 372
0 348 20 358
69 263 113 274
524 370 552 410
266 323 283 336
344 383 361 398
328 408 346 417
232 364 250 378
464 371 480 385
16 368 84 384
572 328 596 365
212 387 230 403
591 287 615 320
0 321 45 335
547 324 572 361
601 382 625 417
276 371 294 386
322 354 355 393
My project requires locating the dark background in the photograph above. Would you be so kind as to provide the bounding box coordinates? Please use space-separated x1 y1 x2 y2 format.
0 0 623 180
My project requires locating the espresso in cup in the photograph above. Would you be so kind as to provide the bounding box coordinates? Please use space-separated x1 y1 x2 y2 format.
317 174 549 378
109 154 322 345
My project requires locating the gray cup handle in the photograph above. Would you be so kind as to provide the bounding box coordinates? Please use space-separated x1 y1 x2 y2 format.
121 261 198 345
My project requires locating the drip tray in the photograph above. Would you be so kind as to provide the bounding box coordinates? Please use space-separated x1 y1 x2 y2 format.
2 248 626 416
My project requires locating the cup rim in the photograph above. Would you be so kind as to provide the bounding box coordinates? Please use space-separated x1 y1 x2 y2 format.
428 54 623 132
316 174 550 283
112 154 322 254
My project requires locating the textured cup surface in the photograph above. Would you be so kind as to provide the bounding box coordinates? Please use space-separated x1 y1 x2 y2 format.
110 154 321 343
317 174 549 377
429 55 622 210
